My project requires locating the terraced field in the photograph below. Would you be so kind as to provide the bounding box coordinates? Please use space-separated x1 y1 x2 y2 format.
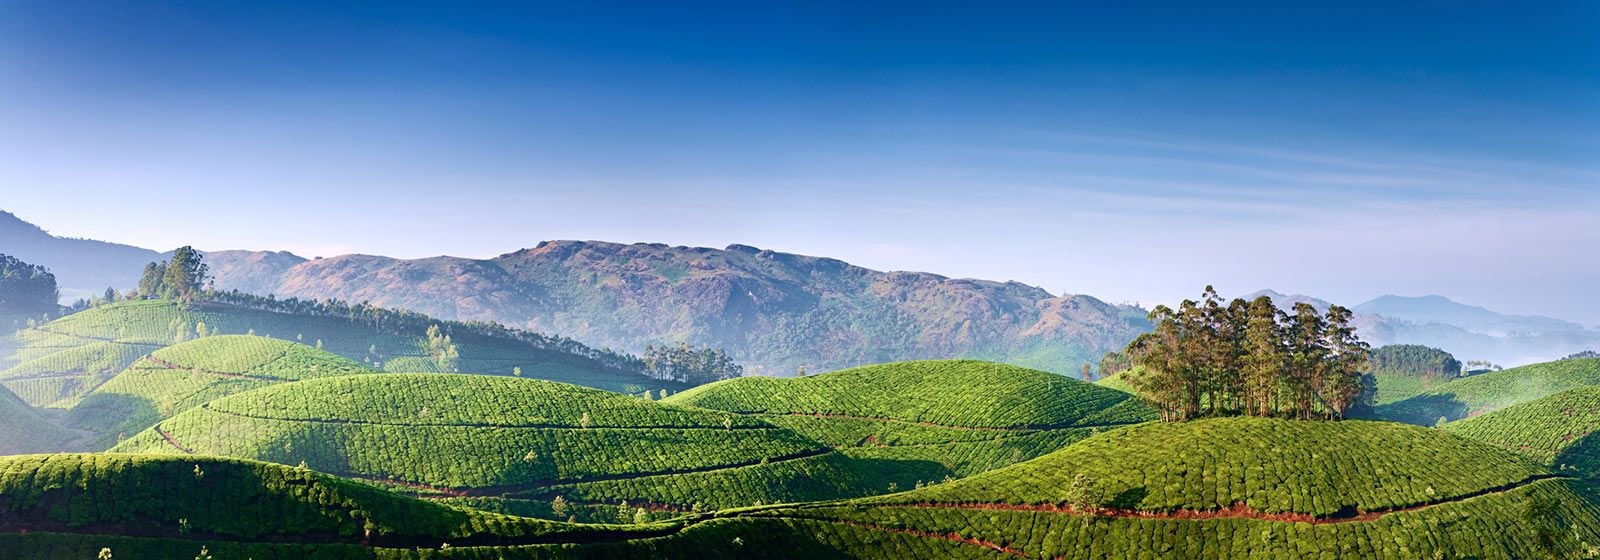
0 299 675 406
750 417 1600 559
60 335 373 450
9 419 1599 559
1372 358 1600 425
668 360 1156 482
109 374 902 512
1447 385 1600 479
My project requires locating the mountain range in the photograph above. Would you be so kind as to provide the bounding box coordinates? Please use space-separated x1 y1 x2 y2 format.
1 210 1593 373
1246 289 1599 366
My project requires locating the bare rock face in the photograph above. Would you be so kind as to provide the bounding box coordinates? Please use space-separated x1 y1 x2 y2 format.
208 240 1151 375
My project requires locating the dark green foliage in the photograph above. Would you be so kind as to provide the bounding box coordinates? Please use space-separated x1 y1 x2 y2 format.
642 342 742 386
0 254 58 313
1124 288 1370 421
1366 344 1461 378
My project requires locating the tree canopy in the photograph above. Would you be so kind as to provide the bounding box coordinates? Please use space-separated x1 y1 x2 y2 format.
1123 286 1370 421
1366 344 1461 379
0 254 59 313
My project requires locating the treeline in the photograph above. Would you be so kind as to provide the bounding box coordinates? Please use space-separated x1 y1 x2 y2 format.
0 254 58 313
116 249 749 386
136 246 208 301
202 289 653 375
1118 287 1370 422
1565 350 1600 360
1365 344 1461 379
641 343 743 385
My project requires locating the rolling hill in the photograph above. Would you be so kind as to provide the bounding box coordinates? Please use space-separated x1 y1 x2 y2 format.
201 240 1151 376
59 335 373 450
1447 385 1600 480
0 298 675 408
667 360 1155 481
1371 357 1600 425
748 417 1600 559
0 385 74 454
108 374 908 513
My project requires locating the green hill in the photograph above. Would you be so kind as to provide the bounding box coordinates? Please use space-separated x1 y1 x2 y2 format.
1373 358 1600 425
1447 385 1600 480
60 335 372 450
6 419 1600 559
667 360 1155 482
110 374 906 514
0 299 676 407
745 417 1600 559
0 384 75 454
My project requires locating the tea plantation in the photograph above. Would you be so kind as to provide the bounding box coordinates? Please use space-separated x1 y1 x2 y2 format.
0 299 676 405
1447 385 1600 479
1372 357 1600 425
108 374 898 512
60 335 373 450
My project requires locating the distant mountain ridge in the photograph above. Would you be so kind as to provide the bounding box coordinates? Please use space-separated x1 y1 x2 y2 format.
1244 289 1599 366
0 211 161 294
202 240 1151 375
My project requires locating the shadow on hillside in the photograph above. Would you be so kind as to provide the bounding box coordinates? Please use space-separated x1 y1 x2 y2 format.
1108 486 1149 509
1370 393 1469 426
1555 431 1600 480
61 392 158 450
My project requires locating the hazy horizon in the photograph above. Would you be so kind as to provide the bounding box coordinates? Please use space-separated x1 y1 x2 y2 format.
3 1 1596 322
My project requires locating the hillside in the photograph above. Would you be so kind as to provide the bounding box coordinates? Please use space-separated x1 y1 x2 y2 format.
0 385 74 454
0 298 675 407
0 211 162 295
205 241 1152 375
1447 385 1600 479
61 335 372 450
1372 358 1600 425
667 360 1154 482
110 374 909 513
746 417 1600 559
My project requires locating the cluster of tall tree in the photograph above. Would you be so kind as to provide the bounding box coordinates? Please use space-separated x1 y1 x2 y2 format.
1365 344 1461 379
1123 287 1370 422
0 254 59 313
137 247 209 301
641 342 744 385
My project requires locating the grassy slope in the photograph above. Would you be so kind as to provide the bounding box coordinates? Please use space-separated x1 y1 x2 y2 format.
60 335 372 450
890 417 1546 515
667 360 1154 428
110 374 887 510
1447 385 1600 479
0 299 673 407
0 384 74 455
1373 358 1600 425
666 360 1154 487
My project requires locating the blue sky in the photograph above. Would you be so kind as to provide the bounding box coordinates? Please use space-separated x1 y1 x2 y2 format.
1 1 1597 320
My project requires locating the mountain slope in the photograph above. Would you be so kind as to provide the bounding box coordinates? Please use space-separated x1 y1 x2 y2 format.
208 241 1151 375
0 211 161 294
0 385 74 454
1447 385 1600 479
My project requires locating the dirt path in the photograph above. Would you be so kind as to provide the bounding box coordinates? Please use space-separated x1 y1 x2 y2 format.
144 356 292 382
193 403 786 431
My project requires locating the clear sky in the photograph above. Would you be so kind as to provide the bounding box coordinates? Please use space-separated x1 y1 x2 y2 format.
1 1 1597 321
